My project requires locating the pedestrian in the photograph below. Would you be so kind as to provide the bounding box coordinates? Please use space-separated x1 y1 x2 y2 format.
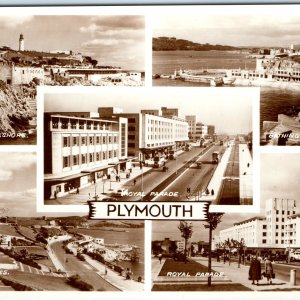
248 255 261 285
211 189 214 196
54 190 57 199
264 256 274 285
129 168 132 173
134 179 136 186
158 253 162 264
76 187 79 194
105 268 108 276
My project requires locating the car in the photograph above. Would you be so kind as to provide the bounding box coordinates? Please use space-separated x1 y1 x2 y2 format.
101 197 119 202
112 188 128 197
173 251 188 262
290 251 300 261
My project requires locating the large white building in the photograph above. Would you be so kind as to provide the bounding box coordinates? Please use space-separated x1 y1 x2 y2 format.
44 112 128 199
98 107 189 161
215 198 299 254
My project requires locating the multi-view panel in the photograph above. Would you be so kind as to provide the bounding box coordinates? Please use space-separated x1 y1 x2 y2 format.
0 5 300 295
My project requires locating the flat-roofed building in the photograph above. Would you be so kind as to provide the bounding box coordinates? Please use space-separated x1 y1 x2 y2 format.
44 112 128 199
98 107 189 161
215 198 299 255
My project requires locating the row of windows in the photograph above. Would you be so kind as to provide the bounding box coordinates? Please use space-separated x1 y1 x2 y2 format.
63 151 118 167
63 135 118 147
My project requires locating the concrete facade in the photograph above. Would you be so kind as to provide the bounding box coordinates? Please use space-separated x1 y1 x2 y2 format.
44 113 128 199
11 66 44 85
215 198 299 252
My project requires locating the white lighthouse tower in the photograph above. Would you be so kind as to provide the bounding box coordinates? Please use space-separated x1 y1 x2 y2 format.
19 33 24 51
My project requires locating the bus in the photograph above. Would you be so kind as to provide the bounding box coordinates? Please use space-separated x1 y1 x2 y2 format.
212 151 220 164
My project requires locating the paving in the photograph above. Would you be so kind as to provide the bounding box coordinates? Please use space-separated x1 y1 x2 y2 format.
239 144 253 202
152 256 300 291
84 254 143 291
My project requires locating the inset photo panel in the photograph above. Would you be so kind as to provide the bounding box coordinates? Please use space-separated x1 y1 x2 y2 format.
152 151 300 292
0 152 144 291
0 14 145 146
37 86 258 214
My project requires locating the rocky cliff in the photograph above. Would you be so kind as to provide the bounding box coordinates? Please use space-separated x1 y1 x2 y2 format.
0 81 35 134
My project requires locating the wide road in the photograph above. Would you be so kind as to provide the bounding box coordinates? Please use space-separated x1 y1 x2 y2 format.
50 241 119 291
155 144 223 201
120 145 214 201
272 262 300 284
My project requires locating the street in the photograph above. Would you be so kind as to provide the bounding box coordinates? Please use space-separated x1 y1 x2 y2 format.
121 145 222 201
50 241 119 291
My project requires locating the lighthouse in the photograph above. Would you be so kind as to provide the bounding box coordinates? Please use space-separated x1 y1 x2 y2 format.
19 33 24 51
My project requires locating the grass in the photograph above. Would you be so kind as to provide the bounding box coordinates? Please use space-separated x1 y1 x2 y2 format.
152 283 252 291
0 253 14 264
5 271 77 291
158 258 211 276
0 225 22 237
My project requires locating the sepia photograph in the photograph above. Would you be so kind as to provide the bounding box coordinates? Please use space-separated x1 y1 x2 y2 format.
0 152 144 291
152 15 300 146
151 153 300 292
40 87 255 207
0 14 145 145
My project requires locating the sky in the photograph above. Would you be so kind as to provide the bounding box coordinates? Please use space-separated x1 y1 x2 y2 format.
153 15 300 48
0 15 145 70
0 152 36 217
153 153 300 242
44 87 253 135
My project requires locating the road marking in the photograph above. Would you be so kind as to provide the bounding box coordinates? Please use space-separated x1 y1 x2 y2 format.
19 262 24 272
83 263 93 270
151 148 214 201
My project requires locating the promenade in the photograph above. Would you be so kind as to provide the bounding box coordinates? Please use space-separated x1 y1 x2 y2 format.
152 256 300 291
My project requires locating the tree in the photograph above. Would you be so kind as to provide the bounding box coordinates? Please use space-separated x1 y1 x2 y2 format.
178 221 193 262
231 238 246 268
204 212 224 287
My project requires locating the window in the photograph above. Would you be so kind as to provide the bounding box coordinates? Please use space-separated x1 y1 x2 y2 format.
263 232 267 236
81 136 86 145
96 153 100 161
275 240 278 244
81 154 86 164
276 210 279 214
103 136 106 144
128 135 135 140
109 136 112 143
114 136 118 143
276 218 279 222
96 136 100 144
263 225 267 229
282 210 285 214
63 157 69 168
89 136 93 145
282 225 284 229
63 137 69 147
73 137 78 146
275 232 278 236
282 218 285 222
103 152 106 160
73 155 78 165
89 153 93 162
276 225 279 229
262 239 267 244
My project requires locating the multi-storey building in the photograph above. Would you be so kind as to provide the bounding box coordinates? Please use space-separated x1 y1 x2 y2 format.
98 107 189 161
185 115 197 141
207 125 216 139
194 122 208 140
44 112 128 199
215 198 299 254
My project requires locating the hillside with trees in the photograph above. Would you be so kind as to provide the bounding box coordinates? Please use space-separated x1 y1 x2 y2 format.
153 37 241 51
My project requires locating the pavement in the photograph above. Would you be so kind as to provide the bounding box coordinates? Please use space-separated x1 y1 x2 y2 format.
45 165 152 205
152 256 300 291
239 144 253 202
83 254 143 291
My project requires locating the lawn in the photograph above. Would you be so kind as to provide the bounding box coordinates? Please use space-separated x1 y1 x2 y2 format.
0 253 14 264
0 225 22 237
17 226 37 241
152 283 251 291
158 258 211 276
5 271 77 291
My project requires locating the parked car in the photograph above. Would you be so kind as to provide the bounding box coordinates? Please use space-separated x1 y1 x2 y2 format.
173 251 188 262
290 251 300 261
112 188 128 197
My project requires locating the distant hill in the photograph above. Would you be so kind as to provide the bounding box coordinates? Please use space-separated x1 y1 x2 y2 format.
153 37 241 51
